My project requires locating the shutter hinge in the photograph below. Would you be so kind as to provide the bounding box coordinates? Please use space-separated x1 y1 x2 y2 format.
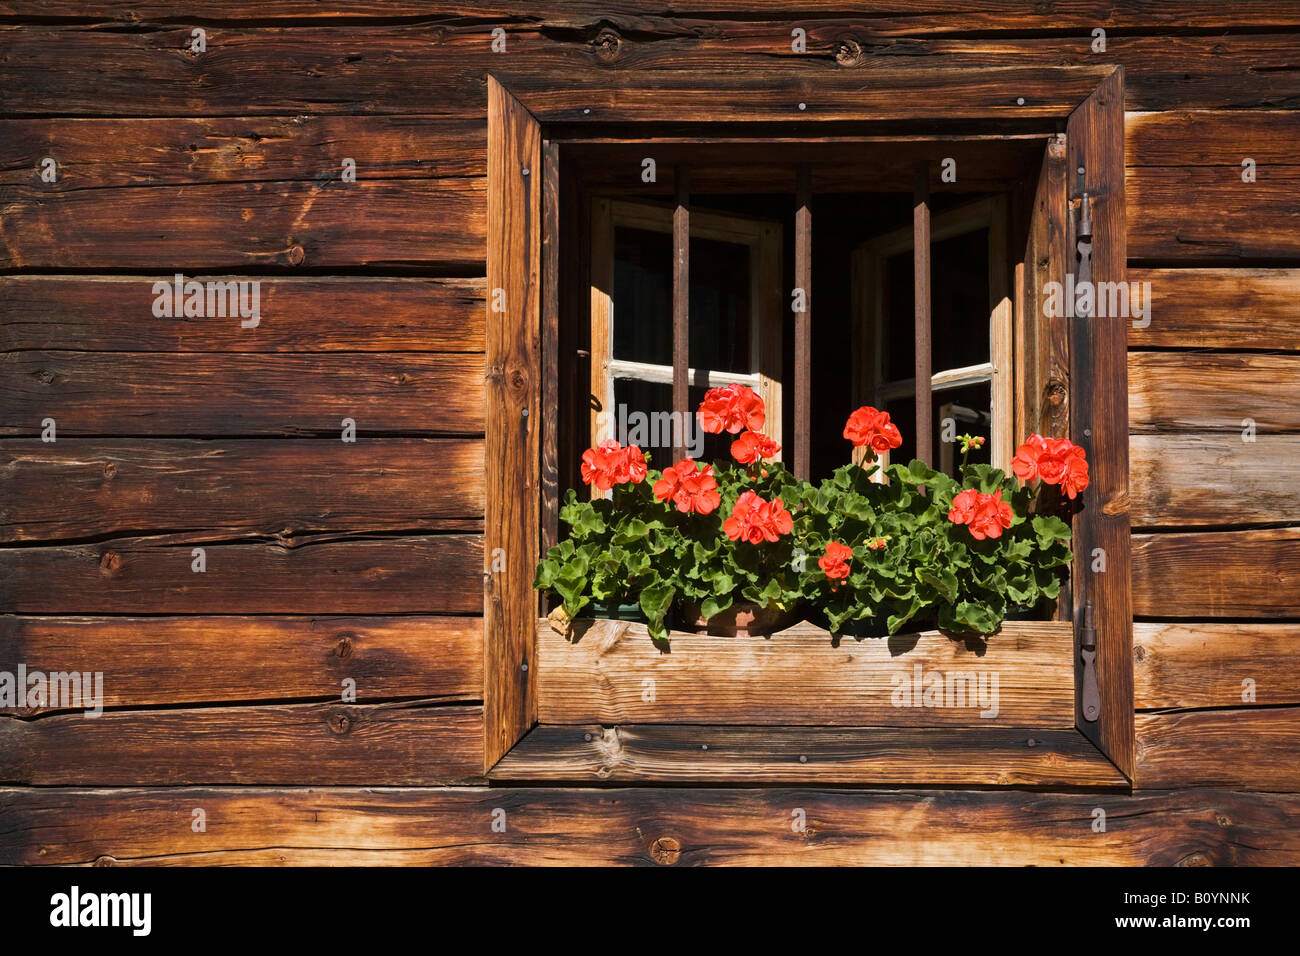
1080 599 1100 723
1073 192 1094 316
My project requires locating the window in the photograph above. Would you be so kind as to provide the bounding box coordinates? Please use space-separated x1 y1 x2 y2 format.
486 67 1134 783
589 199 782 465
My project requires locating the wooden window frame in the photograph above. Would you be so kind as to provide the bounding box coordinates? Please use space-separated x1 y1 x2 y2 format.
852 196 1014 475
588 198 784 457
486 67 1133 784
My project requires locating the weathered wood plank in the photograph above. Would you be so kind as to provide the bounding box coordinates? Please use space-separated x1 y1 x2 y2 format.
1128 110 1300 167
1131 529 1300 618
4 785 1299 867
493 725 1128 786
6 1 1299 31
1067 68 1134 776
1135 708 1300 791
1129 434 1300 528
1133 622 1300 710
1128 353 1300 434
0 276 485 353
0 180 485 269
0 702 483 785
0 534 484 614
1126 269 1300 350
0 438 485 542
1128 166 1300 261
0 352 485 436
0 615 482 712
0 116 485 187
484 78 541 771
1 26 1295 115
537 618 1074 728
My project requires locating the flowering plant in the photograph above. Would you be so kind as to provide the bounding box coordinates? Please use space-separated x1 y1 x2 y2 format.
534 385 1084 645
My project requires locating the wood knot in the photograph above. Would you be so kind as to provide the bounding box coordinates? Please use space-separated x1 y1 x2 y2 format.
36 368 57 386
834 36 865 67
99 550 122 573
1175 851 1212 867
92 855 118 866
1215 813 1232 827
1133 645 1146 663
592 28 622 62
327 711 353 735
102 462 117 479
510 369 526 389
649 836 681 865
334 633 356 659
287 244 306 265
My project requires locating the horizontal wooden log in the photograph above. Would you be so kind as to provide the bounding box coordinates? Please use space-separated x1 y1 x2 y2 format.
0 25 1294 115
492 725 1126 786
0 615 482 711
1131 528 1300 618
0 702 483 785
1133 622 1300 710
537 618 1074 728
0 534 484 614
0 116 485 187
1128 353 1300 433
4 785 1298 866
0 352 485 436
1135 708 1300 791
0 438 485 542
1126 268 1300 350
1127 110 1300 167
1128 165 1300 261
0 276 485 353
7 2 1298 32
1129 434 1300 528
0 179 485 269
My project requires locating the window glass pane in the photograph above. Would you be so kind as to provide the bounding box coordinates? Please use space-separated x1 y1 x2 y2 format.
881 226 991 382
883 381 991 480
612 226 752 374
613 378 739 467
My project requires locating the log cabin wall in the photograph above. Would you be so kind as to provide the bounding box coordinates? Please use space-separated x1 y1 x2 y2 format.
2 2 1299 864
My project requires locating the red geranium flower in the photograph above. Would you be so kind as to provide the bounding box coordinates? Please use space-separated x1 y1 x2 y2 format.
723 490 794 544
948 488 1014 541
843 405 903 455
580 439 647 491
698 384 765 435
653 458 721 515
730 429 781 464
1011 434 1090 499
818 541 852 583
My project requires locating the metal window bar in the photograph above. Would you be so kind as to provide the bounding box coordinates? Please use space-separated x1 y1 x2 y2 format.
913 161 933 467
672 166 690 461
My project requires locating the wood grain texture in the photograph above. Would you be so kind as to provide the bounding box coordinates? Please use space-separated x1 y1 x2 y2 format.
1126 268 1300 350
1131 528 1300 618
0 352 485 436
0 534 484 614
0 116 485 187
0 276 485 353
1129 434 1300 528
1128 166 1300 261
0 438 484 542
5 785 1299 866
1127 110 1300 166
1133 622 1300 710
1129 353 1300 433
1067 68 1134 777
1135 708 1300 791
0 179 485 270
0 615 482 712
1 25 1295 115
484 78 541 771
493 725 1127 786
537 618 1075 727
0 702 483 785
8 2 1300 31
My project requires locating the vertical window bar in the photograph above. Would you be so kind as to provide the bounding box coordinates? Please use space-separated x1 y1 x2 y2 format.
913 161 933 467
672 166 690 461
794 164 812 480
